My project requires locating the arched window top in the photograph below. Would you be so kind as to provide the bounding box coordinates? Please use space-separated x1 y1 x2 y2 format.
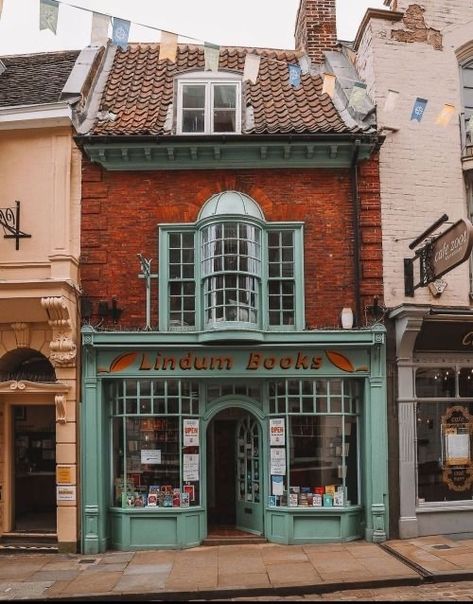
0 348 56 383
197 191 265 222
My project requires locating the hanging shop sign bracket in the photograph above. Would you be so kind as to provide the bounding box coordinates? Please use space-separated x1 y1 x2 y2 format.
404 215 473 296
1 201 31 250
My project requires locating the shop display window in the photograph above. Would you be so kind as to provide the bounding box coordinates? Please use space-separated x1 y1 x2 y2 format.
415 368 456 398
416 402 473 503
109 379 200 508
268 378 360 508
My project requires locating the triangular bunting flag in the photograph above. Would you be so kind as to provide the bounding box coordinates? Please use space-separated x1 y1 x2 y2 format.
348 82 367 111
383 89 399 113
204 42 220 72
91 13 110 46
243 54 260 84
322 73 336 98
435 103 455 127
288 64 301 87
112 17 130 51
160 31 178 63
40 0 59 35
411 97 428 122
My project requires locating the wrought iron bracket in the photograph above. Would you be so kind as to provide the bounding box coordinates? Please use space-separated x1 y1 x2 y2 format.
404 242 435 297
1 201 31 250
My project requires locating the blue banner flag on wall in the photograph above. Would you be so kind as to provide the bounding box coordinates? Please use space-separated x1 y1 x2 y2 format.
112 17 130 51
288 64 301 87
411 97 428 122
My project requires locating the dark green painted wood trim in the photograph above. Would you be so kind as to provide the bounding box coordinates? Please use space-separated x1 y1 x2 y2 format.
81 140 375 171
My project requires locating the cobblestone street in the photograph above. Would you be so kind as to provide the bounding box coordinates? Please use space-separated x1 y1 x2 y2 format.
223 580 473 601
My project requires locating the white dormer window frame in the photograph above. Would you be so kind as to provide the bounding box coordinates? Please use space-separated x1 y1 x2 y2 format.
176 71 242 135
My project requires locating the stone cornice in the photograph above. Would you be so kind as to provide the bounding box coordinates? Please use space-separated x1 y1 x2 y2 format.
0 380 70 394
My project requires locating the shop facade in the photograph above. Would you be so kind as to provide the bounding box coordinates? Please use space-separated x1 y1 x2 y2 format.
81 330 388 552
393 306 473 538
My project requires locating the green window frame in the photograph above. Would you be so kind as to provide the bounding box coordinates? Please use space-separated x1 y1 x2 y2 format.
108 379 201 508
159 220 304 332
268 378 361 508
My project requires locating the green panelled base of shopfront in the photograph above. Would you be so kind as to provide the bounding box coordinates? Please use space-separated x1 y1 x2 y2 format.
265 506 363 544
109 508 206 550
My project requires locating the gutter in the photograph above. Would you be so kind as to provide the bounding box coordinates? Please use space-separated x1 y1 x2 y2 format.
351 139 362 326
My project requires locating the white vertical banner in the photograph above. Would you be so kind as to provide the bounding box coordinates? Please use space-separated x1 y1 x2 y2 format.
243 53 261 84
183 419 199 447
91 12 110 46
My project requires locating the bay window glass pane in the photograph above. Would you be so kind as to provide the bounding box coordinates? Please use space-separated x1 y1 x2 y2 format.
417 402 473 503
416 368 456 397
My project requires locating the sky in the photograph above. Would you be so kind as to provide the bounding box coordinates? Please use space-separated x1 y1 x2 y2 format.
0 0 386 56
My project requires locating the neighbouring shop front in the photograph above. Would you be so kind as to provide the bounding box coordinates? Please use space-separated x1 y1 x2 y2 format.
392 306 473 538
81 327 388 553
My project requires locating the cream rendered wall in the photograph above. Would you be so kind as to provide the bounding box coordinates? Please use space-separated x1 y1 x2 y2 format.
356 1 473 307
0 125 81 552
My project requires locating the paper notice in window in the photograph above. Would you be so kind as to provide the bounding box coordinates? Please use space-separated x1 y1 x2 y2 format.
446 432 470 466
141 449 161 465
272 475 284 496
183 454 199 481
270 447 286 475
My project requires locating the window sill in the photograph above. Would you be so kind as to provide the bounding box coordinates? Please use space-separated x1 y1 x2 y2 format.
198 329 265 343
266 505 361 513
416 502 473 513
110 506 204 513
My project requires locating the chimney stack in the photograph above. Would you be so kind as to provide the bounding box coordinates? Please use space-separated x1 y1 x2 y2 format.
294 0 338 64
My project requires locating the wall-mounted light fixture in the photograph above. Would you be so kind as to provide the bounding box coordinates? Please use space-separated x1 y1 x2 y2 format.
365 296 386 325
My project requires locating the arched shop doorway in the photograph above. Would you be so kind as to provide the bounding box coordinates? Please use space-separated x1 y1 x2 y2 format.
206 407 263 536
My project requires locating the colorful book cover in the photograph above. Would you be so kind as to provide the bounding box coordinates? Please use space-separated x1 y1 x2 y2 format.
183 484 195 502
289 493 299 507
312 493 323 507
148 485 160 495
147 493 158 506
333 491 344 507
323 493 333 507
313 486 325 495
172 492 181 507
163 494 173 507
180 492 190 507
325 484 336 496
268 495 277 506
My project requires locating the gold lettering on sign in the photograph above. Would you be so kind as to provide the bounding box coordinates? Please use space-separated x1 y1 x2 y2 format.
462 332 473 347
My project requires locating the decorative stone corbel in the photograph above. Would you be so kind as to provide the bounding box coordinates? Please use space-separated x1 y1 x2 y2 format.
55 394 67 424
10 323 30 348
41 296 77 368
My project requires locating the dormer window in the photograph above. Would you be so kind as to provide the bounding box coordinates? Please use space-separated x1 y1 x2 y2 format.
176 72 241 135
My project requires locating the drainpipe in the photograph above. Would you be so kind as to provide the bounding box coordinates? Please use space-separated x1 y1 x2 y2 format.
351 139 362 326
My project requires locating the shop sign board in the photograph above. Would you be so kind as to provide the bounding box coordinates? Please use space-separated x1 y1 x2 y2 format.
57 485 76 502
429 218 473 281
56 465 74 485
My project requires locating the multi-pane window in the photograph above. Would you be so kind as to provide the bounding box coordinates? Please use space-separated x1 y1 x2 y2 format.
202 222 261 327
178 79 240 135
168 232 195 329
463 60 473 141
268 230 296 326
268 378 361 508
159 195 304 332
109 379 201 508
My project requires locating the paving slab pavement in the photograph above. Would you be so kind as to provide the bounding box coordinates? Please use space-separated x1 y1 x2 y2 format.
2 535 473 600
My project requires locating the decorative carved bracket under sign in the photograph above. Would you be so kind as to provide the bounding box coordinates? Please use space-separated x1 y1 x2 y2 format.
0 201 31 250
41 296 77 368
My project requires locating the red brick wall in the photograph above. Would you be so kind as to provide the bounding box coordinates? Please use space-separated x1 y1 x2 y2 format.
81 158 382 330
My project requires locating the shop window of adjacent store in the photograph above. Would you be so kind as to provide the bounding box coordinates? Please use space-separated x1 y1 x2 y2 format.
159 193 304 332
462 59 473 145
267 378 360 508
415 367 473 504
176 73 241 135
109 379 201 508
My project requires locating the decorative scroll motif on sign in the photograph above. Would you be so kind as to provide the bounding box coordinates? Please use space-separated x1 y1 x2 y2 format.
441 405 473 492
41 297 77 368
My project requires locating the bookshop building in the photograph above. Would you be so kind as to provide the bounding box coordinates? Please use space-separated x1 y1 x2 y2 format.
81 194 389 553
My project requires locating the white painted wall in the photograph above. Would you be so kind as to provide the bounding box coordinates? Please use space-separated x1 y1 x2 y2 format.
356 1 473 307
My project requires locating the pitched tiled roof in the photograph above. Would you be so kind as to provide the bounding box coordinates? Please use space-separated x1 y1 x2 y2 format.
92 44 360 136
0 50 80 108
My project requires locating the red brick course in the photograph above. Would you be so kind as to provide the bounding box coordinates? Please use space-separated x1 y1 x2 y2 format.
81 157 382 330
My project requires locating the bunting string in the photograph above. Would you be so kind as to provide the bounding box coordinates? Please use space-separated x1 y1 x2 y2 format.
6 0 462 128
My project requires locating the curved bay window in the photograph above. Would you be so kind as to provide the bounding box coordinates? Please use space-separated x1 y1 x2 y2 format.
202 222 261 327
415 367 473 504
268 378 360 508
159 191 304 333
109 379 201 508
